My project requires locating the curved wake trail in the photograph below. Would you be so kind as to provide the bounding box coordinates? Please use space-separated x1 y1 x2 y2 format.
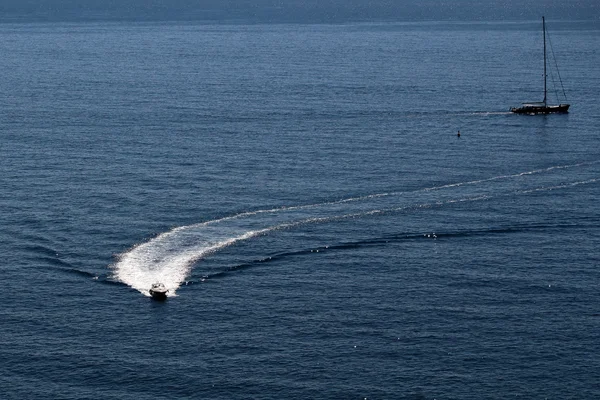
111 161 599 296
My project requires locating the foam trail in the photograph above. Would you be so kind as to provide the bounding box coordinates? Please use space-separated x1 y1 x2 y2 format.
113 228 270 296
202 160 600 224
111 162 599 295
112 191 498 296
516 177 599 194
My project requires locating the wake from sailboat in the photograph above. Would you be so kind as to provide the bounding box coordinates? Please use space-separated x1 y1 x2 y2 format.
111 160 599 296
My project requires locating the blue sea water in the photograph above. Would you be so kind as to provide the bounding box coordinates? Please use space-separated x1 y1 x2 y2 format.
1 16 600 399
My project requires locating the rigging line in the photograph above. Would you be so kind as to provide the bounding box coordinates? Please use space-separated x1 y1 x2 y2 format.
546 28 568 101
546 50 560 103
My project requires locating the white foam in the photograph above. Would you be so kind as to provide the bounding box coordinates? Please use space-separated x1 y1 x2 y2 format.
112 228 268 296
111 161 599 295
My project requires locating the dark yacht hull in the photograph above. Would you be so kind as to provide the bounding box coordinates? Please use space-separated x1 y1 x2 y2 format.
511 104 570 114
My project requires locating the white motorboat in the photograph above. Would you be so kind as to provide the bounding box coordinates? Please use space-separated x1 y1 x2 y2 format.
149 282 168 300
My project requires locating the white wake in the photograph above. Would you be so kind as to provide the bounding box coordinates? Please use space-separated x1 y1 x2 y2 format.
111 161 599 296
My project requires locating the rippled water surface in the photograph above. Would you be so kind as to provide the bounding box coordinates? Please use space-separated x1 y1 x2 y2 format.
1 20 599 399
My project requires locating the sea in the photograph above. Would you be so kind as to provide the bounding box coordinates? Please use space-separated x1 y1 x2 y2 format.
1 6 599 400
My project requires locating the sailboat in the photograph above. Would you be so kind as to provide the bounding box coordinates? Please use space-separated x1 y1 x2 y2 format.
511 17 570 114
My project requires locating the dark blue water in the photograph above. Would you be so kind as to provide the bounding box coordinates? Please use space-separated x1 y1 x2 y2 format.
1 17 599 399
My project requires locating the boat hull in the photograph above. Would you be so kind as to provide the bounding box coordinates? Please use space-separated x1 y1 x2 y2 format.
149 283 168 300
149 290 168 300
511 104 570 114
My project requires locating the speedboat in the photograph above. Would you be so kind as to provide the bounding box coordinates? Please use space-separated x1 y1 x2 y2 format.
149 282 168 300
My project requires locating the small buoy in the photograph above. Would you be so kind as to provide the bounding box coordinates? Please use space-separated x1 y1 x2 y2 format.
457 130 461 137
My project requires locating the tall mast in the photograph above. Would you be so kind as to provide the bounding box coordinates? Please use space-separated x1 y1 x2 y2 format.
543 16 547 105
